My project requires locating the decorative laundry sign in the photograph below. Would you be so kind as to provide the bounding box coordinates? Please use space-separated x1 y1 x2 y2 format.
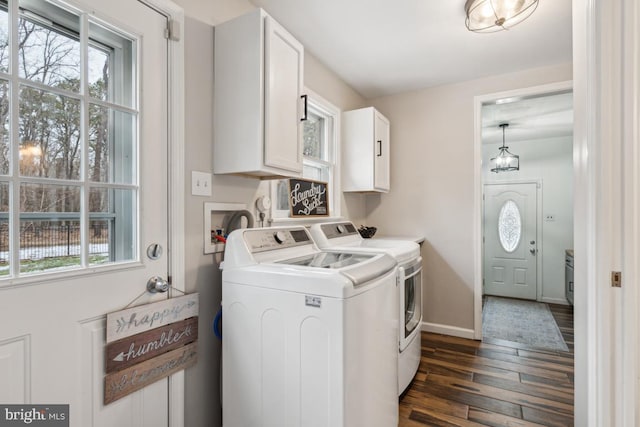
288 178 329 217
104 293 199 405
106 293 198 343
105 317 198 373
104 342 198 405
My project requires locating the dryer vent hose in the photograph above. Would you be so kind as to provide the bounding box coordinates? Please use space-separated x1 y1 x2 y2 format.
224 209 255 234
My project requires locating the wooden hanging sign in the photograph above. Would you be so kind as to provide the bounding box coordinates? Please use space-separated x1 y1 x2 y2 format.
104 342 198 404
288 178 329 217
105 317 198 373
106 293 199 343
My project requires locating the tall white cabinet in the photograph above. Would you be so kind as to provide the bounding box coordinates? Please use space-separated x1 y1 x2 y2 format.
214 9 305 178
342 107 391 192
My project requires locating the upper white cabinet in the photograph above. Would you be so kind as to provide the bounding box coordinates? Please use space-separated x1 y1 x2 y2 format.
342 107 391 192
214 9 305 178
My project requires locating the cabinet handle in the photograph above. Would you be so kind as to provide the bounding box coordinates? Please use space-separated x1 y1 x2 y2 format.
300 94 308 121
377 140 382 156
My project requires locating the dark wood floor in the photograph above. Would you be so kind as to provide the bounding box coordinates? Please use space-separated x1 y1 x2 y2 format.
399 304 574 427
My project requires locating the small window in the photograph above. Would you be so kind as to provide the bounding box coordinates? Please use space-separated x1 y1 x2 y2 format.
0 0 138 280
271 90 340 220
498 200 522 253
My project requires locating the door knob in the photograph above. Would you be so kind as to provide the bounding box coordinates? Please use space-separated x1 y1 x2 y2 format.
530 240 535 245
530 248 537 255
147 276 169 293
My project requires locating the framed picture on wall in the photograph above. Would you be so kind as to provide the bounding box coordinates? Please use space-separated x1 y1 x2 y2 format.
288 178 330 217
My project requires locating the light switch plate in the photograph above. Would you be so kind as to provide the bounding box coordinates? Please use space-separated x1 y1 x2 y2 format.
191 171 212 196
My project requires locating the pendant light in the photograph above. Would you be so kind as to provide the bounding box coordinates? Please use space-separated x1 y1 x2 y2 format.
465 0 539 33
490 123 519 173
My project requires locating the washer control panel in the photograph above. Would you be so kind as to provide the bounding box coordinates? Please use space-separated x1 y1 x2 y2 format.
244 227 312 253
320 222 358 239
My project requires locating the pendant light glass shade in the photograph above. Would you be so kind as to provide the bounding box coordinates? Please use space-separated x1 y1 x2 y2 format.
465 0 539 33
490 123 519 173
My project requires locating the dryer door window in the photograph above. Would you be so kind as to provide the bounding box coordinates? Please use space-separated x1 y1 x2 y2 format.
404 268 422 338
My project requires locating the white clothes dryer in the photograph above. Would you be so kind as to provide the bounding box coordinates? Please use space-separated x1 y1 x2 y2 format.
221 226 399 427
310 221 423 395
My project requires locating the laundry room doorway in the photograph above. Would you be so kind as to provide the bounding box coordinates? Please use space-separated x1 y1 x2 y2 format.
474 81 574 356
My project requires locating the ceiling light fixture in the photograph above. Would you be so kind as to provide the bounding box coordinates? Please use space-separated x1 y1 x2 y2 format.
465 0 539 33
490 123 519 173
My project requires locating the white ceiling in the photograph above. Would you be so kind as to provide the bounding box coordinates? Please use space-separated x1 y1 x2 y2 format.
481 91 574 144
249 0 573 99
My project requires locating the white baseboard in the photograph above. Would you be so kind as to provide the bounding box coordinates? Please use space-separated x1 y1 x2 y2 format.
541 297 570 306
421 322 476 340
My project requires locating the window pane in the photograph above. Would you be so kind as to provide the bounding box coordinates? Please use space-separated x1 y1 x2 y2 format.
303 162 329 183
0 1 8 73
19 4 80 90
19 86 81 179
88 44 109 102
89 104 136 184
0 79 9 175
303 111 325 160
19 183 81 274
0 182 7 276
89 187 136 264
498 200 522 253
89 21 135 107
275 179 289 211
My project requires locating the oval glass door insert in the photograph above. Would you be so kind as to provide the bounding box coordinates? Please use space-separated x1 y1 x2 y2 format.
498 200 522 253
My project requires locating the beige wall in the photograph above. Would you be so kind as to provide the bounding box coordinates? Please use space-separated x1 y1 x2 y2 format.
176 2 367 426
367 63 573 332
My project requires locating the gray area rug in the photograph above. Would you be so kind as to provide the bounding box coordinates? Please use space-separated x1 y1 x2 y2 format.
483 296 569 352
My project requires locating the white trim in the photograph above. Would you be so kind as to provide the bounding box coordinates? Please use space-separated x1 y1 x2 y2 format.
540 297 570 306
139 1 185 426
421 322 476 340
621 0 640 424
472 81 572 341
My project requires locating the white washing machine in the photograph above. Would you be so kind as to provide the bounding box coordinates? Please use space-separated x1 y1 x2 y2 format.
221 226 399 427
310 221 423 395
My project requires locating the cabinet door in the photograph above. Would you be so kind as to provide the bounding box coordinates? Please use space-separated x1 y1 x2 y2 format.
264 16 304 174
374 111 390 191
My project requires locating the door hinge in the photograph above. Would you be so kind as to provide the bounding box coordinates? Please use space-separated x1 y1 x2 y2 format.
164 19 181 41
611 271 622 288
167 275 173 285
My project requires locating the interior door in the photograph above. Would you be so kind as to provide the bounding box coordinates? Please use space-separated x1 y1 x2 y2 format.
483 183 538 300
0 0 172 426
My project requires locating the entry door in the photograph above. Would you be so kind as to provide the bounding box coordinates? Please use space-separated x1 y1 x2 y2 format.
0 0 172 426
483 183 538 300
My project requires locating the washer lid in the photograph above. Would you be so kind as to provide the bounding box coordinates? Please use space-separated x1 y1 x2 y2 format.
276 251 396 286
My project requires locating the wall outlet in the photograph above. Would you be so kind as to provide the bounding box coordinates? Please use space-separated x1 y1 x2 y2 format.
191 171 212 196
544 214 555 222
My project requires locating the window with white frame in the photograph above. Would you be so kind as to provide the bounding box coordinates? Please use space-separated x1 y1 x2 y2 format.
271 90 340 219
0 0 138 279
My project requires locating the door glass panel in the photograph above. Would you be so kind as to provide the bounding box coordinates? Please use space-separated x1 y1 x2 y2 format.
0 1 8 73
18 2 81 90
498 200 522 253
0 80 9 175
19 86 81 180
89 104 136 184
0 182 7 276
19 183 81 273
88 187 136 264
89 20 135 107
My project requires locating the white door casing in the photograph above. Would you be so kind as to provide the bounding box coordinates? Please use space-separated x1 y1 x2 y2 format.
483 183 538 300
0 0 185 426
